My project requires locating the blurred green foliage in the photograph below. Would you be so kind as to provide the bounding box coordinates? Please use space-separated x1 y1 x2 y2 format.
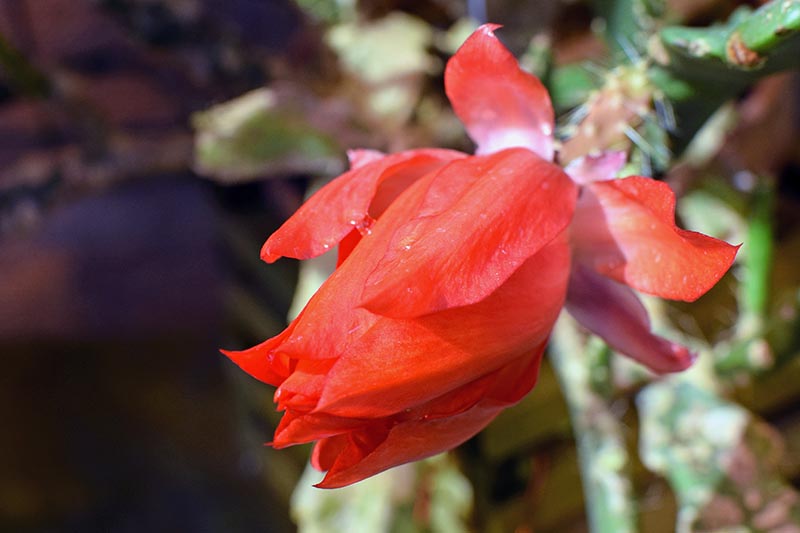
640 379 800 532
193 89 343 181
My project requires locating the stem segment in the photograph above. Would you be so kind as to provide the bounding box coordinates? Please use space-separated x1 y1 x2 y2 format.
549 314 638 533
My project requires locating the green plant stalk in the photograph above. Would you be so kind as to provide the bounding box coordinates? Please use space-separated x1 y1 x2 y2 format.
712 178 776 375
741 180 775 333
549 314 637 533
712 178 777 375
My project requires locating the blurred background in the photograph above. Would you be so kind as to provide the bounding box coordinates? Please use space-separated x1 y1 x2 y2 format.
0 0 799 532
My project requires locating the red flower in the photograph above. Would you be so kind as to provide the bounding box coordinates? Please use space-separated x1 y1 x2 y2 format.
224 25 738 488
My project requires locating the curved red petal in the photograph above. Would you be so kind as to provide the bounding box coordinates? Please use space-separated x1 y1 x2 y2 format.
311 434 349 471
565 265 695 373
483 341 547 404
261 149 464 263
336 228 362 266
445 24 554 159
312 346 547 487
272 162 448 363
306 344 543 477
347 149 384 169
314 234 570 418
571 176 739 301
273 410 367 448
315 400 502 488
273 358 335 411
221 345 289 387
220 311 305 386
361 148 575 318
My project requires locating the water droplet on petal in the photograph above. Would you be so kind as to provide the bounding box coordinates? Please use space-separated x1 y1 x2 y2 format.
349 216 375 236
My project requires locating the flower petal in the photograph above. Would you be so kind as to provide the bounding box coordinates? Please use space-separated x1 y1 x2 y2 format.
274 358 335 411
220 311 305 386
311 434 349 471
261 149 464 262
565 265 695 373
361 148 575 318
347 149 384 169
314 343 548 487
563 151 627 184
571 176 739 301
274 166 448 362
445 24 555 159
315 401 501 488
483 342 546 404
315 234 569 418
273 410 367 448
221 345 289 387
336 228 362 266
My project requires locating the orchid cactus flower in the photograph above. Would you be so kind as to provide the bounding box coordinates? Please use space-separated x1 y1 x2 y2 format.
224 25 738 488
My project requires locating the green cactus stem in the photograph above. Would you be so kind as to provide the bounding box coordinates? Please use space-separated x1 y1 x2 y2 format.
549 314 638 533
650 0 800 149
658 1 800 76
741 178 776 334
